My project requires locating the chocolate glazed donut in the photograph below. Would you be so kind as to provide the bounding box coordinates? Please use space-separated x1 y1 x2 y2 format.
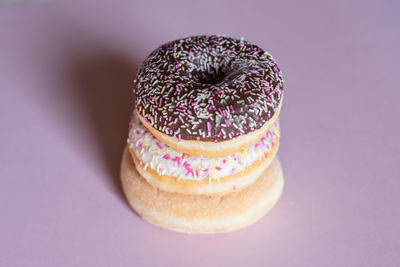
134 35 284 143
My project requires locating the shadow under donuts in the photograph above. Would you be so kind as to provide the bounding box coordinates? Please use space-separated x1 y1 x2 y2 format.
65 49 138 205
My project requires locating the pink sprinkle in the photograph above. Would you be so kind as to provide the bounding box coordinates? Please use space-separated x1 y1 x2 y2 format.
207 122 211 132
230 105 234 112
215 167 221 171
223 159 227 164
233 185 237 190
244 90 251 94
129 123 133 128
162 154 171 160
155 142 162 149
195 170 199 177
225 119 230 127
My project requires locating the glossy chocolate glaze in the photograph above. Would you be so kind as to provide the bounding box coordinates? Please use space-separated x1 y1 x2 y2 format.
134 35 284 141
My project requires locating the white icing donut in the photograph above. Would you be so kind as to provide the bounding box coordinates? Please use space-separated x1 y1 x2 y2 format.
128 115 279 182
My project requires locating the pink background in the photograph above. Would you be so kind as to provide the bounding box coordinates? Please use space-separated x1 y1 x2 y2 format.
1 0 399 266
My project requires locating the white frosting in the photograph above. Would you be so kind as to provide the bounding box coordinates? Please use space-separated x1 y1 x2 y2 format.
128 116 279 182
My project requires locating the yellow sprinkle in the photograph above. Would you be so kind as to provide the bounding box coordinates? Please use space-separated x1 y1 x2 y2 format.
239 150 248 157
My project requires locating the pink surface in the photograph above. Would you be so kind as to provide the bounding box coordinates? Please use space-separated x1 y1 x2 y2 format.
1 1 399 266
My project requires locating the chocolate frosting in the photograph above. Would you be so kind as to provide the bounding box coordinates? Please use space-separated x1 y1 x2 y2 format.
134 35 284 142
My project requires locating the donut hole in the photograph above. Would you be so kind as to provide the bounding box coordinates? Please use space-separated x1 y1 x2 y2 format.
195 68 226 85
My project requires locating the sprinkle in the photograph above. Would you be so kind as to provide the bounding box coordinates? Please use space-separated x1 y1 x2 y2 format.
155 142 162 149
225 119 230 127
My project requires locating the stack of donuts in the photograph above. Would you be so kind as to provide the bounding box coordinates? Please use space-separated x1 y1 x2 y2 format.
120 35 285 233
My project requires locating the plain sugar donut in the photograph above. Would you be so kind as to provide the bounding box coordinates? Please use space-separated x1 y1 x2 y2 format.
120 147 284 234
